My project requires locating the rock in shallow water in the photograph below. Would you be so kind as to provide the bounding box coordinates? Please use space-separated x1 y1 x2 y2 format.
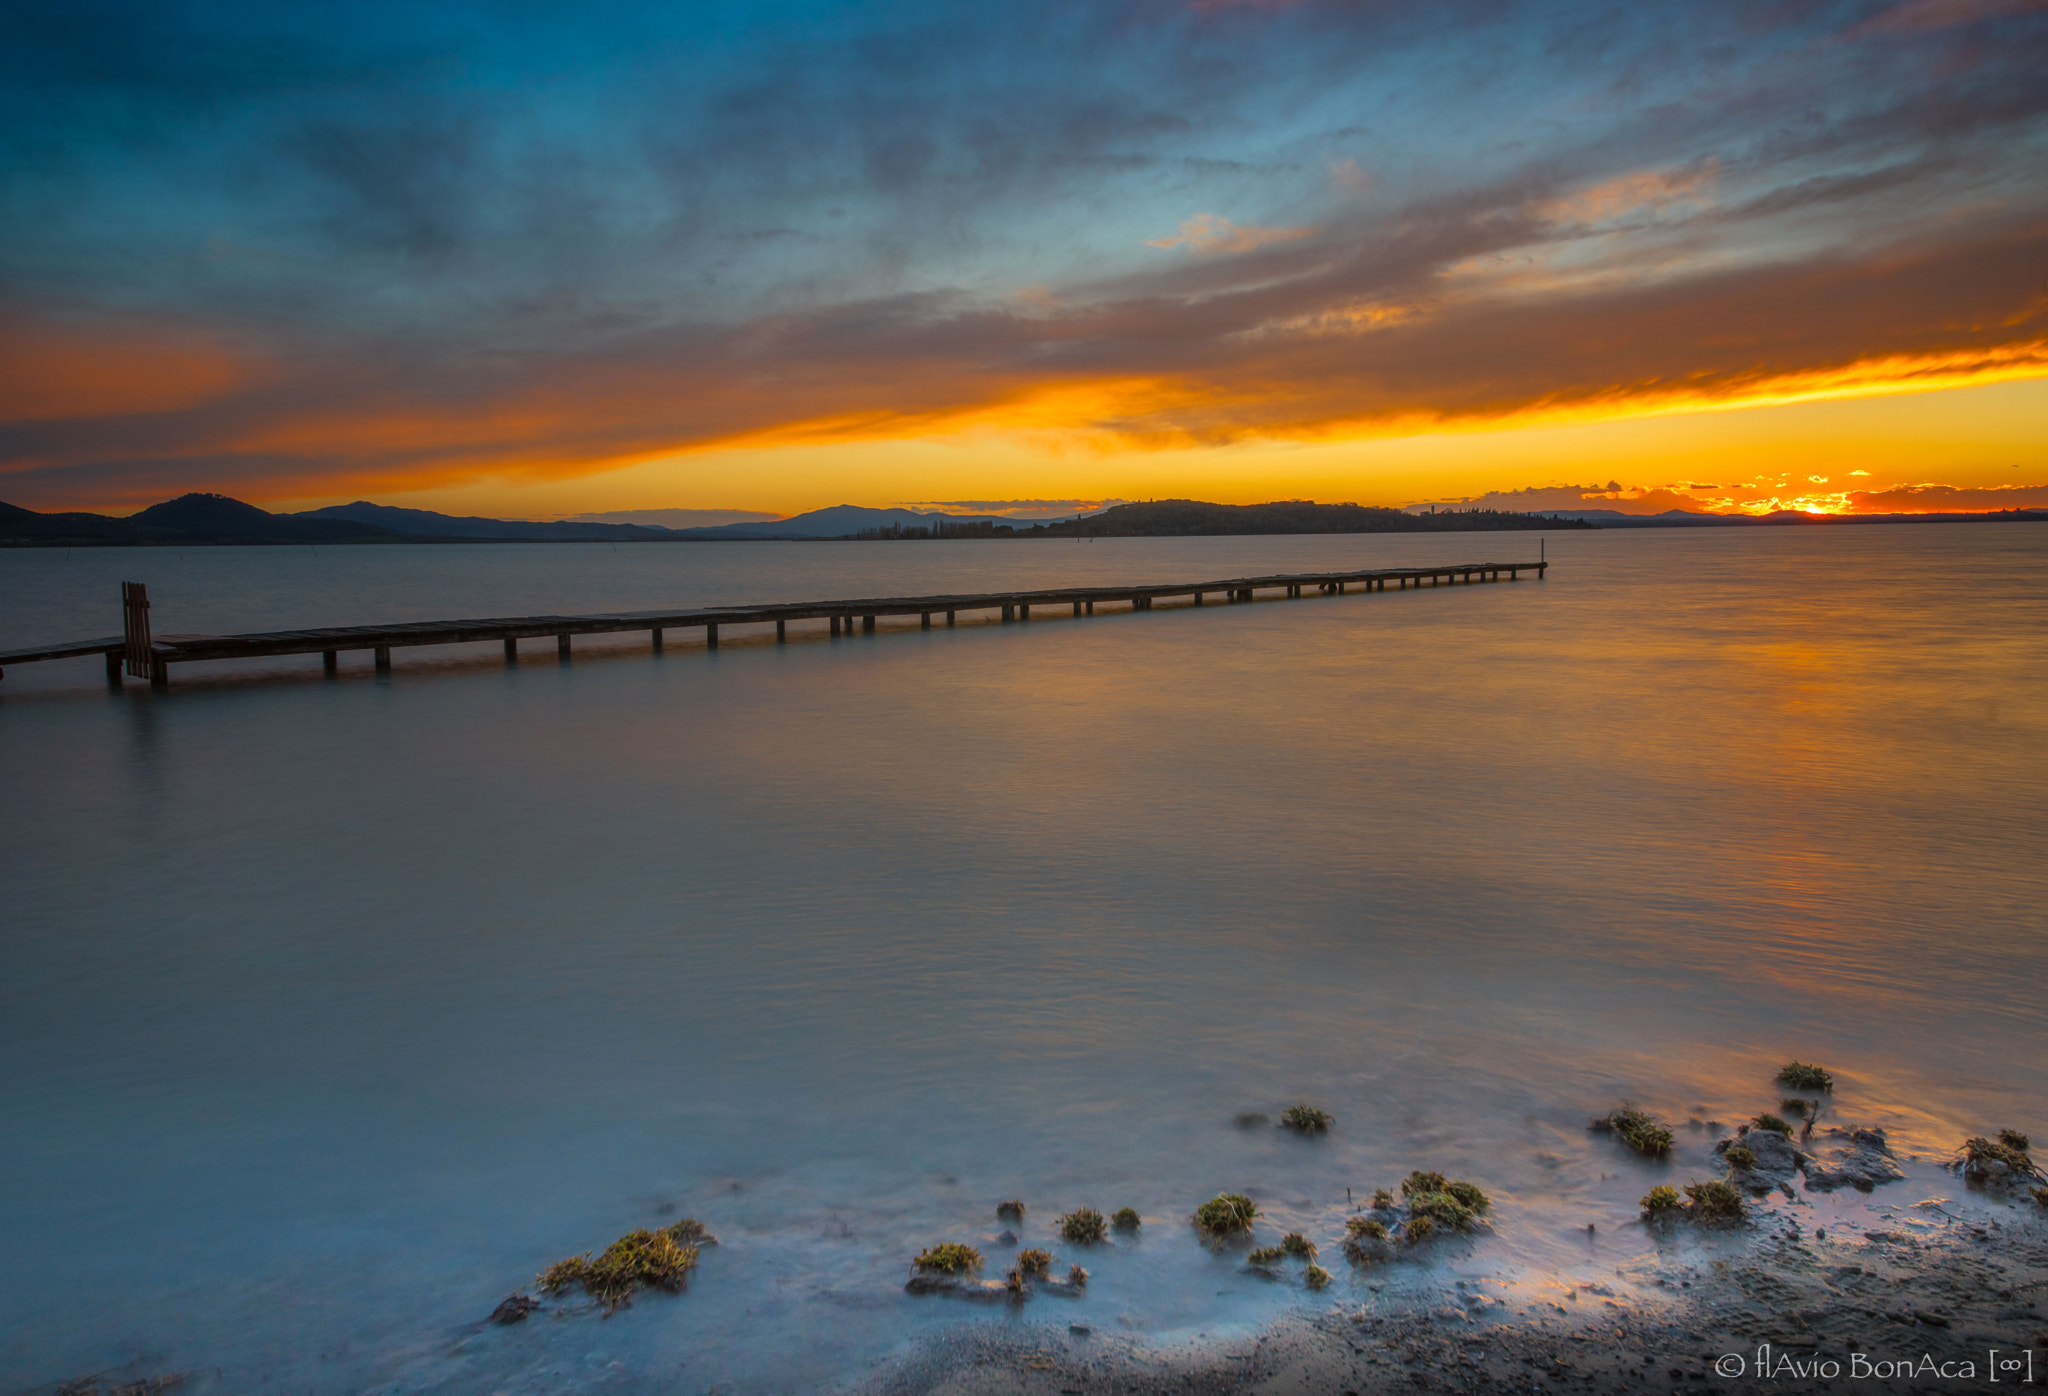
1717 1126 1806 1187
1805 1127 1905 1192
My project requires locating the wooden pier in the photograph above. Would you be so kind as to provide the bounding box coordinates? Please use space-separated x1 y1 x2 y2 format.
0 560 1546 689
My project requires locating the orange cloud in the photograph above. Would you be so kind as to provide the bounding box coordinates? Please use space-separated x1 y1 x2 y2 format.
1847 481 2048 511
1852 0 2048 36
1534 162 1719 226
1146 213 1316 255
5 215 2046 512
0 313 251 422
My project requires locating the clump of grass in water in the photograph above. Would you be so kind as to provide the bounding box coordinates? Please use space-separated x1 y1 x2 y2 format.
537 1227 700 1312
995 1200 1024 1222
913 1242 983 1275
1591 1109 1675 1157
1111 1207 1141 1232
1749 1114 1793 1137
1067 1264 1088 1287
1397 1169 1490 1237
1059 1207 1107 1244
1234 1112 1270 1129
1345 1217 1388 1241
1404 1215 1436 1243
1723 1145 1757 1172
1304 1263 1331 1289
2032 1186 2048 1209
1371 1188 1393 1210
1961 1132 2040 1179
1193 1193 1258 1236
1281 1232 1317 1259
1684 1180 1746 1223
537 1255 591 1294
1780 1098 1809 1118
1778 1062 1833 1092
1247 1245 1285 1266
1640 1186 1682 1215
1015 1248 1052 1278
1281 1104 1332 1133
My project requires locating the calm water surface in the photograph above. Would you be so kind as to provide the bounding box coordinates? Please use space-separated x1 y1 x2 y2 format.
2 527 2044 1391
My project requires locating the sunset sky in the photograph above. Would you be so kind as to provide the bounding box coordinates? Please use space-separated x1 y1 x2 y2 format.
3 0 2045 519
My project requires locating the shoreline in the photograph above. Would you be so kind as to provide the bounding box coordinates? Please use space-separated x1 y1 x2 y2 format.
858 1165 2048 1395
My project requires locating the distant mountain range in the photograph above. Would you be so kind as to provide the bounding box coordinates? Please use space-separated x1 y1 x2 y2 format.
1040 500 1590 536
3 492 2041 547
0 493 1033 546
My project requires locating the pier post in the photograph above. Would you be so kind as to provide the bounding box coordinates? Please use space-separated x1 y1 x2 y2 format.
831 616 840 636
504 638 517 663
777 620 786 641
1085 600 1093 615
105 650 123 686
707 624 719 649
946 610 956 626
1072 601 1081 616
1002 604 1014 622
150 655 168 690
651 627 664 650
1194 592 1203 606
1019 604 1030 621
862 615 875 634
323 650 339 677
557 634 570 660
922 613 931 629
376 645 393 672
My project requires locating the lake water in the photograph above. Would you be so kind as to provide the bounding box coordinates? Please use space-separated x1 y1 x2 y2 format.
2 526 2044 1391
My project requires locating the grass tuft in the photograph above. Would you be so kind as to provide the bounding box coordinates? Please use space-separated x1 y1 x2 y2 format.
1371 1187 1393 1210
1778 1062 1833 1092
913 1242 983 1275
1280 1231 1317 1259
1016 1248 1052 1278
1591 1109 1675 1157
1640 1185 1682 1214
995 1200 1024 1221
1304 1262 1331 1289
1684 1180 1746 1223
1345 1217 1388 1241
1111 1207 1141 1231
1068 1264 1088 1286
1281 1104 1332 1133
1193 1193 1259 1235
1404 1215 1437 1243
1400 1170 1448 1198
1749 1114 1793 1136
1962 1133 2040 1178
1723 1145 1756 1171
1058 1207 1108 1244
1247 1245 1285 1266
